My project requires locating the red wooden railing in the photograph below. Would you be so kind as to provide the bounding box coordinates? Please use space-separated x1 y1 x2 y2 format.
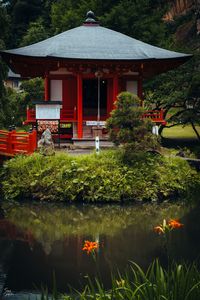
25 107 77 123
25 107 166 125
0 129 37 157
142 109 166 125
60 107 77 120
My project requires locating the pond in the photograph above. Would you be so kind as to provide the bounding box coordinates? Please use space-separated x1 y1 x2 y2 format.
0 201 199 299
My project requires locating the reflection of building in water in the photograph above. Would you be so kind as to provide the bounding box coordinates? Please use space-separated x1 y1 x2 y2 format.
0 219 35 247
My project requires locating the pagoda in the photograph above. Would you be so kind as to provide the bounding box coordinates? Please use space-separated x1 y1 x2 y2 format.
0 11 191 142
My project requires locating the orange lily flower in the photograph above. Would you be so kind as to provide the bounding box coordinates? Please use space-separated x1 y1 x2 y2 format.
82 240 99 255
168 219 183 229
154 226 164 234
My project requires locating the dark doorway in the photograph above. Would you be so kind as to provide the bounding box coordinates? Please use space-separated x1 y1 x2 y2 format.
83 79 107 118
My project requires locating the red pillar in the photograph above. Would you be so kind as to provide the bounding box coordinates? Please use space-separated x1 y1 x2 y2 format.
77 74 83 139
113 75 119 109
44 74 50 101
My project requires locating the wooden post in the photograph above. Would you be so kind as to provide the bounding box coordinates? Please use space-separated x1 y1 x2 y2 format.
77 74 83 139
11 127 16 155
28 128 37 153
28 131 32 154
45 74 50 101
113 75 118 109
7 129 13 155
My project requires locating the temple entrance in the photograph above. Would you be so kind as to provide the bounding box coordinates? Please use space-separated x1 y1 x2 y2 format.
83 79 107 119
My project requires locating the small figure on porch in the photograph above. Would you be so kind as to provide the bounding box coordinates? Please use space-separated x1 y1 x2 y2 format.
38 127 54 155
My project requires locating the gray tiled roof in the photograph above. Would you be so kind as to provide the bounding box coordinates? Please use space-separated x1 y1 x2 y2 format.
2 25 191 61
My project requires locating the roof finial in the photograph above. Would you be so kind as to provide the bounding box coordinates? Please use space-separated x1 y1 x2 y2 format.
83 11 99 25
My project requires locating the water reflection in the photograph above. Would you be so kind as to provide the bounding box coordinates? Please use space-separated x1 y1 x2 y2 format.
0 201 198 296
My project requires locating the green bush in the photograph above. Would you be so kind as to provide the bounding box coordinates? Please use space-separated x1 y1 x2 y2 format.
1 150 199 203
106 92 159 153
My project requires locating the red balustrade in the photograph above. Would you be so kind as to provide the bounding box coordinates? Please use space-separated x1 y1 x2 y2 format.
0 129 37 157
25 107 77 123
60 107 77 120
142 109 166 125
25 106 166 125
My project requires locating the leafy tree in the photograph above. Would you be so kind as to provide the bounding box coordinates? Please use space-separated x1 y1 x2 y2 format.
144 45 199 139
51 0 80 34
106 92 159 154
0 78 44 128
7 0 44 46
0 3 10 127
0 87 26 127
20 77 44 103
20 18 50 47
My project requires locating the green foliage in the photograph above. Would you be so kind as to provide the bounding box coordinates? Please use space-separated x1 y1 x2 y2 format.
20 77 44 103
0 87 26 127
0 2 10 47
106 92 159 153
20 18 50 47
10 0 44 45
1 150 199 202
0 2 10 127
144 8 199 138
0 60 8 127
145 51 200 139
51 0 80 34
0 77 44 127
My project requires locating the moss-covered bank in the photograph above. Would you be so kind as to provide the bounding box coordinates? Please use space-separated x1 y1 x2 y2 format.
1 150 199 202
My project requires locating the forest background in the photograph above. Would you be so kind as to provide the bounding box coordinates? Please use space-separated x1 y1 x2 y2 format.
0 0 199 137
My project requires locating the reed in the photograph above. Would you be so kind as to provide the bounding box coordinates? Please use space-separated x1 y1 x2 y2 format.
40 260 200 300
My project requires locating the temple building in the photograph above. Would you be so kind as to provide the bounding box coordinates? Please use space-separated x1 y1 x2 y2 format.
0 11 191 142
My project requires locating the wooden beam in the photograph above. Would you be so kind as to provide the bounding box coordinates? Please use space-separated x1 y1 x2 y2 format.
77 74 83 139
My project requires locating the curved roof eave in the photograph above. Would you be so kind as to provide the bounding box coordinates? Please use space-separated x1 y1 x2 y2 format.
0 25 192 61
0 51 192 63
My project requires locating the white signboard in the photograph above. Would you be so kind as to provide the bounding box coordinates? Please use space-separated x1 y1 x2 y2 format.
36 104 61 120
86 121 106 126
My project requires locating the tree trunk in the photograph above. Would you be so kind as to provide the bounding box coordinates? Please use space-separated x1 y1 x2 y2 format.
158 124 165 136
191 121 200 141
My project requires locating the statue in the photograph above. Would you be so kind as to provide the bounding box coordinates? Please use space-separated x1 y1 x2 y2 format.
38 127 54 155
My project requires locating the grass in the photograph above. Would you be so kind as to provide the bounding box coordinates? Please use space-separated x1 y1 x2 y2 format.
162 125 200 140
40 260 200 300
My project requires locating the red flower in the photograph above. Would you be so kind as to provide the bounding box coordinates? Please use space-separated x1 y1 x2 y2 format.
82 240 99 255
168 219 183 229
